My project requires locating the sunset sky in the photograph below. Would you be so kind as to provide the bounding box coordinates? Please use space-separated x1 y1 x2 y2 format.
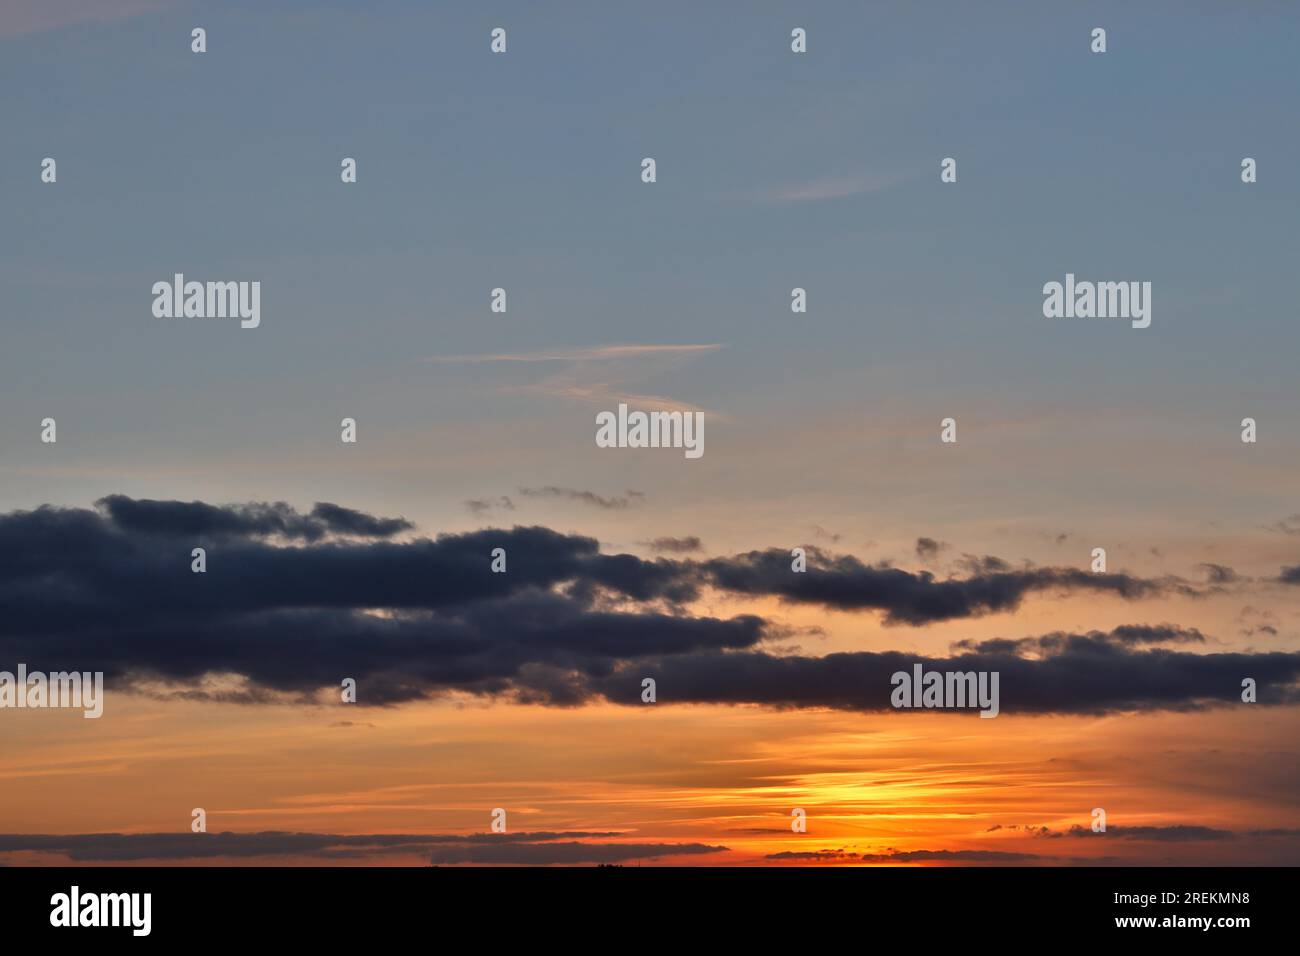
1 0 1298 866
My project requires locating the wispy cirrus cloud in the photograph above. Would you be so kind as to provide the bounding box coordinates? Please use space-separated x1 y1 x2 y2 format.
0 0 173 39
747 171 907 203
421 343 724 417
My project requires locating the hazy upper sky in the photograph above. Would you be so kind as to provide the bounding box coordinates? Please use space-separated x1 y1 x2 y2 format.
1 0 1297 866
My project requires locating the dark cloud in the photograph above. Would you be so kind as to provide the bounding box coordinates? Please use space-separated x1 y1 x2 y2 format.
0 830 715 864
915 537 947 560
765 849 856 861
700 548 1188 625
426 841 725 865
1199 563 1239 585
1236 606 1280 640
1064 825 1235 842
855 847 1137 865
955 554 1012 575
1 497 1288 715
464 496 515 516
987 824 1056 837
95 495 411 541
643 536 703 554
951 624 1207 655
859 849 1041 863
1104 623 1208 646
1267 515 1300 535
587 637 1300 716
989 823 1243 842
518 487 644 510
307 503 414 538
1279 565 1300 585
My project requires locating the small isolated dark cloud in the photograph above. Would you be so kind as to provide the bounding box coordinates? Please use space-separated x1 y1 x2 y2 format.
988 824 1057 837
642 536 703 554
1266 515 1300 535
1279 565 1300 585
518 487 644 510
915 537 947 560
1199 563 1239 585
954 554 1012 575
464 496 515 516
1236 606 1280 639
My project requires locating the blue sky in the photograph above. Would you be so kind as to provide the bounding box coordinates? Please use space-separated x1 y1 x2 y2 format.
1 0 1297 549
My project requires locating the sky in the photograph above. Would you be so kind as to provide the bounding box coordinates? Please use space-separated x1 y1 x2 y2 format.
0 0 1298 866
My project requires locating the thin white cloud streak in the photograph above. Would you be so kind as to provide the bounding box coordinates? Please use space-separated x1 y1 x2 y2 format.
421 344 723 364
751 172 908 203
422 343 726 419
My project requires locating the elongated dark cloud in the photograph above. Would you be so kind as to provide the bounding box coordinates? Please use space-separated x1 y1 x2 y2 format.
518 487 644 510
859 849 1040 863
765 849 856 861
425 841 724 865
0 497 1287 715
6 591 765 706
951 624 1207 656
0 831 721 864
586 637 1300 716
643 536 703 554
308 502 414 538
700 548 1190 625
770 846 1167 865
96 495 412 541
998 822 1259 842
854 848 1144 865
1063 825 1234 841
